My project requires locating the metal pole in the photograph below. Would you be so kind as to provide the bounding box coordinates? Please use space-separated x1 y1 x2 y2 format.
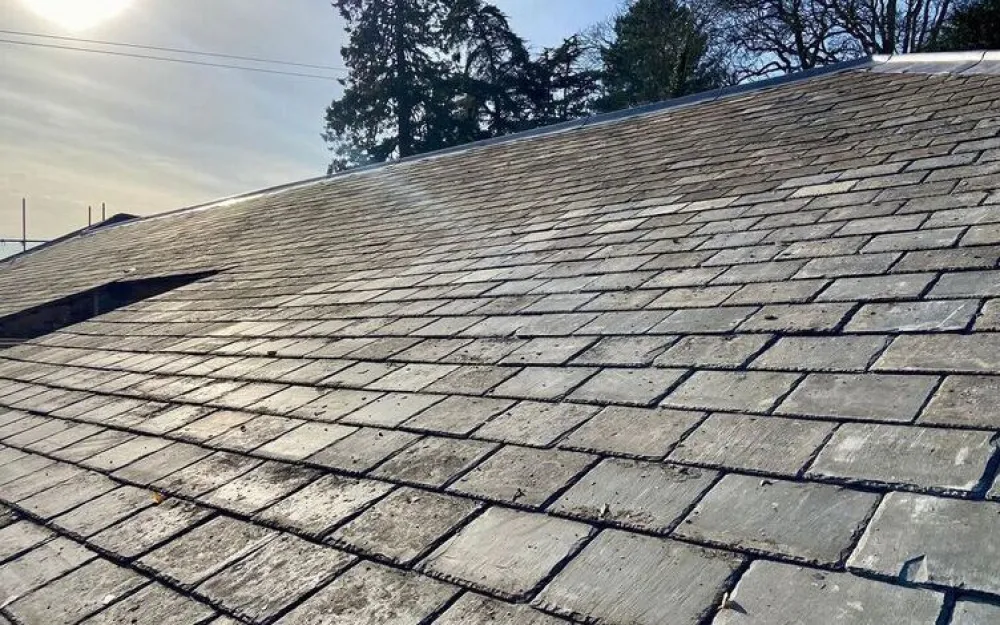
88 206 92 227
102 202 106 222
21 198 26 252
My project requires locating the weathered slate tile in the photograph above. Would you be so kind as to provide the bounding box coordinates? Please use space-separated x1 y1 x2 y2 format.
18 471 117 519
54 429 135 463
724 279 827 305
256 474 392 537
197 535 355 623
875 334 1000 373
308 427 419 472
53 486 154 538
297 388 383 422
550 459 716 534
808 423 994 492
928 270 1000 298
174 410 255 442
450 445 593 507
500 337 597 365
366 363 458 391
777 373 937 422
80 582 215 625
739 303 854 332
7 558 146 625
560 406 703 459
112 442 212 486
751 335 889 372
0 521 53 562
339 392 443 427
330 487 477 564
845 300 979 332
202 462 318 515
713 560 943 625
154 451 262 498
278 561 457 625
533 530 741 625
402 395 514 435
654 335 771 369
475 401 599 447
952 600 1000 625
491 366 596 400
255 422 356 460
676 475 880 565
1 461 83 502
977 298 1000 330
135 405 214 435
0 537 95 598
420 507 590 600
849 493 1000 594
572 336 676 366
920 375 1000 428
207 414 303 452
817 273 935 301
138 516 276 587
652 306 756 333
90 499 212 559
434 593 567 625
568 367 686 406
796 252 899 279
669 413 835 475
663 371 801 414
370 436 496 488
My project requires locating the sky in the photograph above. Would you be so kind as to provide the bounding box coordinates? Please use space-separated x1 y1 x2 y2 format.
0 0 620 257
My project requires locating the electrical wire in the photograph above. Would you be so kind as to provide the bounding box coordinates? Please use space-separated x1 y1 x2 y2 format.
0 37 342 80
0 28 346 72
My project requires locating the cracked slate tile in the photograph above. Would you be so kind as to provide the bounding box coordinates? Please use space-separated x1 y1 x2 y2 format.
197 534 355 623
138 515 277 588
7 558 147 625
79 582 216 625
420 507 591 600
370 436 496 488
848 493 1000 595
550 458 716 534
295 388 383 422
669 413 835 476
776 373 938 422
712 560 943 625
571 336 676 367
449 445 594 507
330 487 478 565
663 371 801 414
533 530 742 625
676 475 879 565
277 561 458 625
807 423 995 493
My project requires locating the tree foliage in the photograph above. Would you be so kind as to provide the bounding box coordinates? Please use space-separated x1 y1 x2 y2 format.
935 0 1000 49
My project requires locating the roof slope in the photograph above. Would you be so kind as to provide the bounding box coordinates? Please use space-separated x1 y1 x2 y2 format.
1 57 1000 624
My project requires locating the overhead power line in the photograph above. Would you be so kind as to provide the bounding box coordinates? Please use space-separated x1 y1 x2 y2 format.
0 28 346 72
0 37 343 80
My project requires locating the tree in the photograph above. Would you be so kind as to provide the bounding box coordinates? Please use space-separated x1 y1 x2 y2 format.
718 0 958 78
324 0 449 172
596 0 729 111
935 0 1000 49
529 36 602 125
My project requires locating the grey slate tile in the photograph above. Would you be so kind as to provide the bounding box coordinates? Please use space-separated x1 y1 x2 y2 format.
654 334 771 369
928 270 1000 298
79 582 215 625
434 593 566 625
255 422 356 460
571 336 676 366
559 405 703 459
138 516 276 588
19 471 117 519
676 475 880 565
776 373 938 422
370 436 496 488
875 334 1000 373
90 499 212 560
53 486 155 538
0 521 53 562
197 534 354 623
739 303 855 332
921 375 1000 428
339 392 443 427
849 493 1000 594
751 335 889 372
845 300 979 333
663 370 801 414
449 445 594 507
277 561 458 625
952 600 1000 625
330 487 478 565
669 413 835 476
475 401 599 447
112 442 212 486
809 422 995 493
201 461 318 515
308 427 419 472
401 395 514 435
420 507 591 600
550 458 716 534
7 558 147 625
533 530 742 625
568 367 686 406
490 366 596 401
154 451 262 498
712 560 943 625
816 273 935 302
0 537 95 598
256 473 392 537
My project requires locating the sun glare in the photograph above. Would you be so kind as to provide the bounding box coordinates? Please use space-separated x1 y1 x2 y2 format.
20 0 135 31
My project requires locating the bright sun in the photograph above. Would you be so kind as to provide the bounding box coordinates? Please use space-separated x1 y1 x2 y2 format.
20 0 135 31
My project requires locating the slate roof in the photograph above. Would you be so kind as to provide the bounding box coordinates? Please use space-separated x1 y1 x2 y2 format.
1 53 1000 624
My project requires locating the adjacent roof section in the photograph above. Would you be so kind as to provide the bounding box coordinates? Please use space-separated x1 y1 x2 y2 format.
0 54 999 625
